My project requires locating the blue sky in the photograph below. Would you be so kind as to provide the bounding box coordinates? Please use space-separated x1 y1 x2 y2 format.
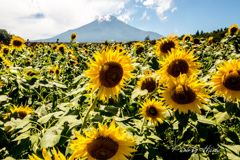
1 0 240 40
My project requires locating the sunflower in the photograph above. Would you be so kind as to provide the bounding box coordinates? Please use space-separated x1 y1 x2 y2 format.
52 43 58 51
182 34 193 42
5 105 34 119
70 32 77 41
136 70 158 94
54 65 60 77
28 147 68 160
206 36 213 46
1 45 10 56
85 48 134 103
25 60 31 66
69 119 136 160
210 58 240 102
57 44 67 54
193 38 200 45
67 49 74 55
162 74 210 114
156 48 201 82
25 70 39 76
84 49 88 54
140 98 166 126
0 80 5 88
133 41 144 49
154 34 178 58
2 58 12 68
228 24 239 35
10 35 26 50
48 66 55 74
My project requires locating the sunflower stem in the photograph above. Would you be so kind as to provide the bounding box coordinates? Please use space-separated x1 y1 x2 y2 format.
145 86 159 100
80 96 98 134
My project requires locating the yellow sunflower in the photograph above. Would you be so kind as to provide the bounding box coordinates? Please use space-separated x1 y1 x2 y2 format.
1 45 10 56
85 48 134 103
154 34 178 58
10 35 26 50
210 58 240 102
2 57 12 68
156 48 201 82
0 80 5 88
133 41 144 49
67 49 74 55
69 119 136 160
182 34 193 42
228 24 239 35
29 147 68 160
52 43 58 51
25 70 39 76
162 74 211 114
57 44 67 54
70 32 77 41
48 66 55 74
136 70 158 94
206 36 214 46
140 98 166 126
5 105 34 119
54 65 60 77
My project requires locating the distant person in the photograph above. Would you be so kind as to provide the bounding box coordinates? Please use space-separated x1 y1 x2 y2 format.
56 39 59 44
26 39 30 47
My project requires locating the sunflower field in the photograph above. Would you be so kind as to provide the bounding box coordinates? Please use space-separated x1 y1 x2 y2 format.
0 25 240 160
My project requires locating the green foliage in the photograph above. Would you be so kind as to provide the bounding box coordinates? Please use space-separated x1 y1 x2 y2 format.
0 29 11 42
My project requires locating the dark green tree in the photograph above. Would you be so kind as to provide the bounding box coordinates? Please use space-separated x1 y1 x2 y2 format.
0 29 11 42
144 35 150 41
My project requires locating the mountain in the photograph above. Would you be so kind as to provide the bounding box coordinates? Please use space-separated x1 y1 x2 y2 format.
33 16 162 43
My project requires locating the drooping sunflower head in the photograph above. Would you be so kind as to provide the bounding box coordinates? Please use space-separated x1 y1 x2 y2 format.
24 70 38 76
157 48 201 82
25 60 31 66
1 45 10 56
2 58 12 68
10 105 34 119
140 98 166 126
228 24 239 35
154 34 178 58
48 66 55 74
182 34 193 43
70 32 77 41
28 147 67 160
85 48 134 103
69 119 136 160
137 70 158 94
162 74 211 114
10 35 26 50
57 43 67 54
0 80 5 88
210 58 240 102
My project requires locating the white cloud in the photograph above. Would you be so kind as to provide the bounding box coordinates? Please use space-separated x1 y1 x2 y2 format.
135 0 143 3
117 9 135 23
143 0 175 21
142 11 150 20
171 7 177 13
0 0 130 40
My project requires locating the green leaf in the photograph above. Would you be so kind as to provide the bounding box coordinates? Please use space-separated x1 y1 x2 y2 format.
13 131 30 141
37 111 63 124
214 111 230 123
0 95 11 102
41 128 62 148
131 88 148 101
197 114 216 125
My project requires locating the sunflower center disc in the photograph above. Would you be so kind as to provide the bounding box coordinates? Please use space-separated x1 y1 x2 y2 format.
167 59 189 77
87 136 119 160
136 46 144 55
171 84 196 104
100 62 123 88
223 70 240 91
148 106 158 117
141 77 156 93
160 40 175 54
18 111 27 119
230 27 237 34
13 40 23 47
3 48 9 54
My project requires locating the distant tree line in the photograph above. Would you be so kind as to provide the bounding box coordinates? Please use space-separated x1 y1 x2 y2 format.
0 29 12 42
180 27 228 43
